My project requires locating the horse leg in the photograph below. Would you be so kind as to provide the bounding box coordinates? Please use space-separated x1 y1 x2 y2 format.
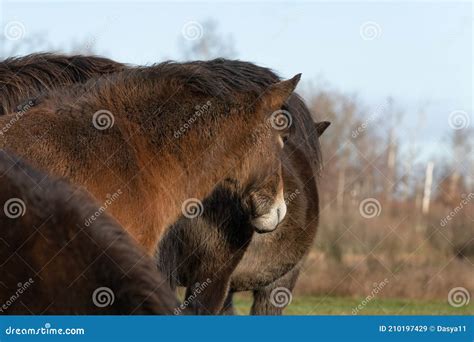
250 265 301 315
183 276 231 315
220 291 236 315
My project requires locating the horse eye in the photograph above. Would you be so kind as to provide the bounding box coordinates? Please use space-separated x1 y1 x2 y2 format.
281 133 289 144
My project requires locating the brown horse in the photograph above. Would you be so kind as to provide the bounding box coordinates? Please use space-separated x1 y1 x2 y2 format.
157 62 329 315
0 53 126 116
0 58 298 259
0 150 177 314
225 123 328 315
0 54 310 314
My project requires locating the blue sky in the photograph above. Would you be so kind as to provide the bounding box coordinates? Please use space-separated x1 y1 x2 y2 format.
0 0 472 159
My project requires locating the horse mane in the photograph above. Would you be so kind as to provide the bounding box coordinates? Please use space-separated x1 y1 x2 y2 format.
33 59 280 121
284 93 324 175
0 53 127 115
102 58 283 103
0 54 322 172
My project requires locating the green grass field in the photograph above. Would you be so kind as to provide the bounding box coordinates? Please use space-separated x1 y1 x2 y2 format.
232 294 474 315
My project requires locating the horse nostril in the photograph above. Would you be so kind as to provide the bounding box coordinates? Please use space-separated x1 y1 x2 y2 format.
276 208 281 223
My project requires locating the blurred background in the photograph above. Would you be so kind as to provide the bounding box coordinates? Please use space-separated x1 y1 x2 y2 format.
1 0 472 314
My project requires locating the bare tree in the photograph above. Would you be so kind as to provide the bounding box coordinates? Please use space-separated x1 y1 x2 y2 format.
179 19 237 60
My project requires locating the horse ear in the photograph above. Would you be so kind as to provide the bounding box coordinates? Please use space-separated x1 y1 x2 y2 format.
260 74 301 110
315 121 331 136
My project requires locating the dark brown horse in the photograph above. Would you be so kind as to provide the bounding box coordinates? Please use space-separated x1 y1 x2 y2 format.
0 53 126 116
157 63 329 315
226 123 329 315
0 150 177 314
158 108 329 315
0 54 315 314
0 57 297 259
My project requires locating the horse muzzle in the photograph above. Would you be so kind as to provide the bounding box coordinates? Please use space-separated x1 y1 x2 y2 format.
251 198 287 233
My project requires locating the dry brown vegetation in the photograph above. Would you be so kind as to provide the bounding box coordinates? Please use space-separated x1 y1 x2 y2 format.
293 87 473 300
